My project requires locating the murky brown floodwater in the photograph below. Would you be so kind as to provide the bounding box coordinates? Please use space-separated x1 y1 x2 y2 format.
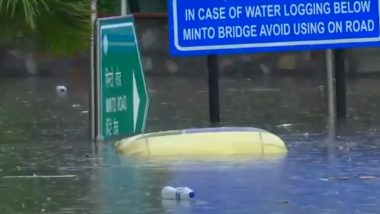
1 73 380 213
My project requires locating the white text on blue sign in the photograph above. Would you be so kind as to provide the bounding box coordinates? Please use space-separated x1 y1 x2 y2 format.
169 0 380 55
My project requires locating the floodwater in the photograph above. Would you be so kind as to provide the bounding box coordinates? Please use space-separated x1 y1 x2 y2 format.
1 73 380 214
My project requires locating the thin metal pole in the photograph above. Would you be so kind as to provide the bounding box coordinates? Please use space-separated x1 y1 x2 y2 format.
207 55 220 124
121 0 128 15
326 49 336 131
90 0 97 140
326 49 337 161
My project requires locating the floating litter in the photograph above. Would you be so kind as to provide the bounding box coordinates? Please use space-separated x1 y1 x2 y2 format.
359 176 377 180
161 186 195 201
56 85 67 96
276 124 292 128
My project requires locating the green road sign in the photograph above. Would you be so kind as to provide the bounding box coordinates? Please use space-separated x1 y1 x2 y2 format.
96 16 149 140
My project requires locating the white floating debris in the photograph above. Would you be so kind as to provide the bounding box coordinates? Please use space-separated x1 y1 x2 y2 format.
56 85 67 96
276 124 292 128
80 110 89 114
359 176 377 180
161 186 195 201
72 104 80 108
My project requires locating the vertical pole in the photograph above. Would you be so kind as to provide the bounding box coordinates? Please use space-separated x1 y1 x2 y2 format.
90 0 97 140
326 50 337 163
334 49 347 119
121 0 128 15
326 49 336 130
207 55 220 124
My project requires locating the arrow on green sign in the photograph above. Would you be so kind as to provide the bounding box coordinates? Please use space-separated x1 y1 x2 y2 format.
132 71 140 131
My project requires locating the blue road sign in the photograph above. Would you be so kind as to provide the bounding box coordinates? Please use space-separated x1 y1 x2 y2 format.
169 0 380 56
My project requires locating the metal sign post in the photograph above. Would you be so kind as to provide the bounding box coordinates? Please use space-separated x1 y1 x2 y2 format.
207 55 220 124
334 49 347 119
326 49 336 128
121 0 128 15
90 0 97 141
326 49 337 161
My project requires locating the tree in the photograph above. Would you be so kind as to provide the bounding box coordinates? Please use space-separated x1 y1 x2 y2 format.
0 0 91 74
0 0 91 56
98 0 118 16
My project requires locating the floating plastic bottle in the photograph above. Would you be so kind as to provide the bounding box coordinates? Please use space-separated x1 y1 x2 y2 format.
56 85 67 96
161 186 195 200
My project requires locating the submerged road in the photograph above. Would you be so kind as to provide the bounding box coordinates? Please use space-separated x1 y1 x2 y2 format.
1 74 380 213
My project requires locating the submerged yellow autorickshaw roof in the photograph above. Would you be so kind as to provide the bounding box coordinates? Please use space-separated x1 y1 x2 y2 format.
114 127 287 158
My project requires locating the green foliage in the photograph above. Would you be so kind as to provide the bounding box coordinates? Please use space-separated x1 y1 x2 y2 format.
98 0 118 15
0 0 91 57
